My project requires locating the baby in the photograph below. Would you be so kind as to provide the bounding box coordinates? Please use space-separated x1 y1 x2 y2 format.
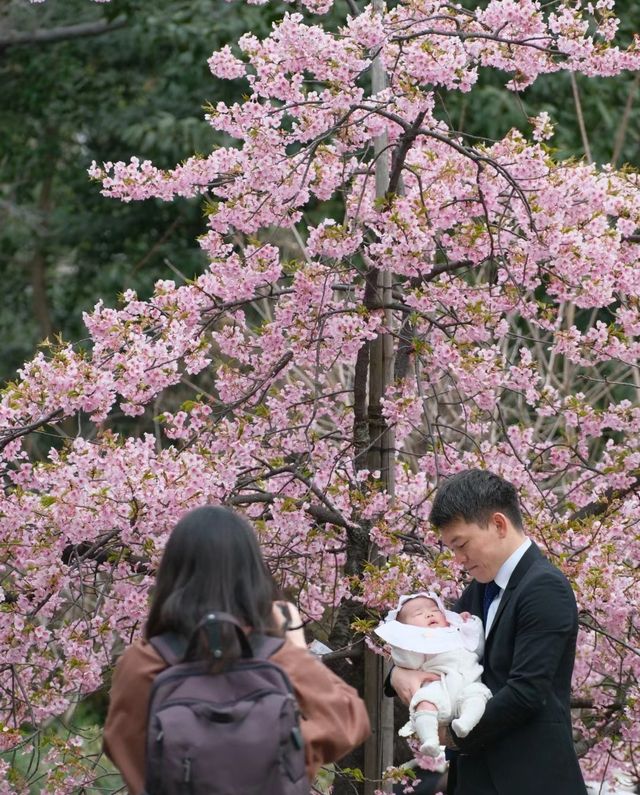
375 592 492 756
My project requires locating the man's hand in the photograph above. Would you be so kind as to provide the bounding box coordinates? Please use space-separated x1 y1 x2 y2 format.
390 667 440 706
459 611 472 621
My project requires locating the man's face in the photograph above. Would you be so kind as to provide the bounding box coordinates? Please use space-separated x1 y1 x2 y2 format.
398 597 448 628
440 517 505 583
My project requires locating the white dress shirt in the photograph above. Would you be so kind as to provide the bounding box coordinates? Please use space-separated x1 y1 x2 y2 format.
485 537 531 634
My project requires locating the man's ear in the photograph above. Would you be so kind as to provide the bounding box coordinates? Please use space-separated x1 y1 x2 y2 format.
492 511 509 537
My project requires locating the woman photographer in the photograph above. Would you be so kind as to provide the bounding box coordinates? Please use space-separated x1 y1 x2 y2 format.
103 504 370 794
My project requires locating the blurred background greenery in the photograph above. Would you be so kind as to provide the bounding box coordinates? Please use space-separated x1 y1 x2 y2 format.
0 0 282 384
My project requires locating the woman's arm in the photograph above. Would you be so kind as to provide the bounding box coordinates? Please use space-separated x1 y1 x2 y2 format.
271 600 307 648
103 640 166 795
273 641 371 780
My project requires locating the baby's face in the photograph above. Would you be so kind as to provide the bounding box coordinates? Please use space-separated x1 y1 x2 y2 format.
397 597 449 628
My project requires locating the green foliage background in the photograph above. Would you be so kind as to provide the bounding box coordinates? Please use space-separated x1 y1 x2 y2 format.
0 0 280 382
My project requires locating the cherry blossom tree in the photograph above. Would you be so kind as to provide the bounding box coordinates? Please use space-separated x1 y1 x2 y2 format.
4 0 640 792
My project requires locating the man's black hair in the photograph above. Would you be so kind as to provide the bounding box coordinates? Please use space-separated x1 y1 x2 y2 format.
429 469 523 531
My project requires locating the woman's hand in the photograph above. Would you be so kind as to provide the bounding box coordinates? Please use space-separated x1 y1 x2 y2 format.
272 601 307 649
390 667 439 705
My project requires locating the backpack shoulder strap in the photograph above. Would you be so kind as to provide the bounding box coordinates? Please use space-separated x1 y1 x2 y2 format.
151 630 285 665
250 633 286 660
149 632 187 666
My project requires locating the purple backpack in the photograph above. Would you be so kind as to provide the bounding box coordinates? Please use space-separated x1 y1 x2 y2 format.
144 613 309 795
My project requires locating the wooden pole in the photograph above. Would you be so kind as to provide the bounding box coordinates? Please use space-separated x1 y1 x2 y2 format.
363 2 395 789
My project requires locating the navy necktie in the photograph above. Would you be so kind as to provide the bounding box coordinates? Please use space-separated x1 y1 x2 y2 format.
482 580 501 625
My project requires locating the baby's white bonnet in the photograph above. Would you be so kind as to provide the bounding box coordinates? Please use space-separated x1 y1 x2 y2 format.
384 591 463 628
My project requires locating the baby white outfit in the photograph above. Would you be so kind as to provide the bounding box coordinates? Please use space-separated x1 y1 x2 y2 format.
376 592 492 757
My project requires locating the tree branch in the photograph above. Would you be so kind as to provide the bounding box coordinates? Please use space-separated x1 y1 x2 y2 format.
568 474 640 523
228 491 357 531
0 409 64 452
388 111 426 197
321 642 364 662
0 19 126 50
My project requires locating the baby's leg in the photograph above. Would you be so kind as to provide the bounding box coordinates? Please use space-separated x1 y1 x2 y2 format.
410 685 447 758
413 711 440 756
451 682 492 738
451 696 486 737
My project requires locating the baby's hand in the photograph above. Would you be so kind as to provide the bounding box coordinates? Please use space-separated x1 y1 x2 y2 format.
459 611 472 621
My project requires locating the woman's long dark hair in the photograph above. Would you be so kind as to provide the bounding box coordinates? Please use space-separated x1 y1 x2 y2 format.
145 505 278 663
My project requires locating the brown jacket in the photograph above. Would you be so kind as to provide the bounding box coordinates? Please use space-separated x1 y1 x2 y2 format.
104 638 370 794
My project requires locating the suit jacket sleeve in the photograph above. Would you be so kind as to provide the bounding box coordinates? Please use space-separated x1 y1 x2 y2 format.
454 584 475 615
383 666 396 698
453 569 577 753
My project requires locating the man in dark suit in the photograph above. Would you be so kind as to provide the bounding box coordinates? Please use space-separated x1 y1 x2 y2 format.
390 469 587 795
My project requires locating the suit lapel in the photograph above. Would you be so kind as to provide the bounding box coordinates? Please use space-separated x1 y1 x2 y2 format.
485 543 542 641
